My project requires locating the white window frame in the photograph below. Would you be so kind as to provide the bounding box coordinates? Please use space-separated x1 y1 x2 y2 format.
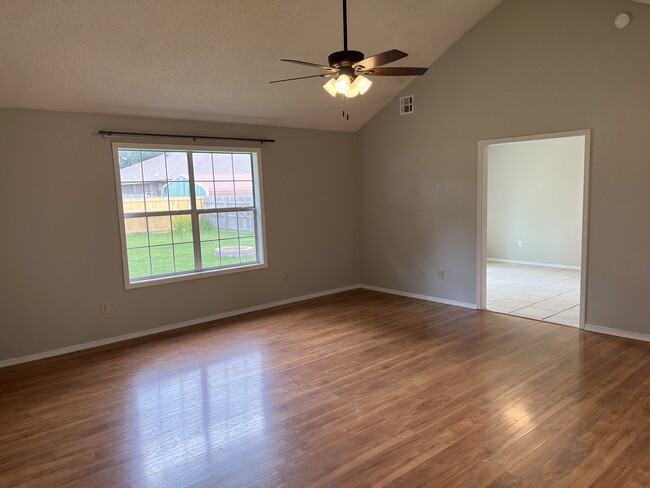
112 142 268 289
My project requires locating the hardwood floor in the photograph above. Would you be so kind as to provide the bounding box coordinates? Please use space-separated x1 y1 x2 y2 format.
1 289 649 487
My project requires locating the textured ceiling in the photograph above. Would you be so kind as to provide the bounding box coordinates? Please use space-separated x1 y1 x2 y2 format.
0 0 501 131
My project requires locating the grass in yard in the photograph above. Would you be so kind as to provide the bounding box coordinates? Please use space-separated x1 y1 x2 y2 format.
126 228 256 280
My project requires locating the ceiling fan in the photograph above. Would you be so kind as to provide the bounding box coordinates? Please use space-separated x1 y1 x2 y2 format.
270 0 429 98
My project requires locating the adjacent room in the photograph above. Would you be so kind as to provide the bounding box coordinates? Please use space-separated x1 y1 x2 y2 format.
1 1 650 487
484 134 586 327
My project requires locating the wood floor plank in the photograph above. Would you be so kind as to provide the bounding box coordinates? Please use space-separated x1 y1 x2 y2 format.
1 289 649 487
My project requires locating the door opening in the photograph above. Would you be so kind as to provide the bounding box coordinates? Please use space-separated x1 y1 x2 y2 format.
477 130 590 328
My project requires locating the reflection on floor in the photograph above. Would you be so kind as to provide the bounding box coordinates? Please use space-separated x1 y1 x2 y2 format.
487 260 581 327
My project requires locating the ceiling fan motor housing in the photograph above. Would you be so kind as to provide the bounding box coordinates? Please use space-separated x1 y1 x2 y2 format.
328 50 365 71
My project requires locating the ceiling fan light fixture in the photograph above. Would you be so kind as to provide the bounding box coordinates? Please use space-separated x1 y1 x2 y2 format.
335 74 351 93
344 88 359 98
323 78 338 97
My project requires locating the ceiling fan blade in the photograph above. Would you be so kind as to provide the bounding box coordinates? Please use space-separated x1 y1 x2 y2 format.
269 73 334 84
353 49 408 70
361 67 428 76
280 59 336 71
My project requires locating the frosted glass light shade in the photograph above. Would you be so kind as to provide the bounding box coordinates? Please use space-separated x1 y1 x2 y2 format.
335 74 351 93
344 75 372 98
323 78 337 97
355 75 372 95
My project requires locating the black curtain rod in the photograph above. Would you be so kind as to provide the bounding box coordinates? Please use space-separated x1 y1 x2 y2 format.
98 130 275 144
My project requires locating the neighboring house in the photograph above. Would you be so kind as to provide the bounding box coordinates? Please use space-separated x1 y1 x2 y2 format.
120 152 252 201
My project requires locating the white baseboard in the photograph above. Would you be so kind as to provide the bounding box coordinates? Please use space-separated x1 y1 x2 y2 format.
21 282 627 369
487 258 580 270
360 284 477 310
0 285 361 369
585 324 650 343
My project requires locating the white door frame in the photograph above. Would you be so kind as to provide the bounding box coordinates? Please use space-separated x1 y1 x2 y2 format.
476 129 591 329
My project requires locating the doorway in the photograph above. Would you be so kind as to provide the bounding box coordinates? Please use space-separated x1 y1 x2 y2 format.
477 130 590 328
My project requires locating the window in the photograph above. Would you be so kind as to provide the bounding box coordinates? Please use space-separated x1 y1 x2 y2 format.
399 95 414 115
112 143 266 288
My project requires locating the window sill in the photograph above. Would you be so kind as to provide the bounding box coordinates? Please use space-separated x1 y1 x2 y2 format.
124 262 268 289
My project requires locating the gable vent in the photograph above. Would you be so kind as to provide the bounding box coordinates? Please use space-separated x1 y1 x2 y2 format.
399 95 414 115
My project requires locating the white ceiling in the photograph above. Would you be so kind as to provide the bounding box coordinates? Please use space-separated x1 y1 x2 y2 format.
0 0 501 132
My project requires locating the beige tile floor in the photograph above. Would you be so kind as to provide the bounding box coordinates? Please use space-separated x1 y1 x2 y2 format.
486 261 581 327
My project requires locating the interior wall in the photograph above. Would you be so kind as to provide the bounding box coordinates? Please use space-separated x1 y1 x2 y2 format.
487 136 585 267
358 0 650 335
0 108 359 361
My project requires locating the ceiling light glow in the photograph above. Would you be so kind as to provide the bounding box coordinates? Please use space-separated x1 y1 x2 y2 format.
335 74 351 93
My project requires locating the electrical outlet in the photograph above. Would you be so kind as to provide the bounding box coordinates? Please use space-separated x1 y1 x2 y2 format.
283 272 290 282
100 303 109 315
419 268 425 278
437 269 444 279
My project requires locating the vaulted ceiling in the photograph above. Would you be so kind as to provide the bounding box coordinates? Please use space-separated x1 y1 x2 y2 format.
0 0 501 131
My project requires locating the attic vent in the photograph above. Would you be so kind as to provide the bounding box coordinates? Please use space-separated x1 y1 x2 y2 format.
399 95 414 115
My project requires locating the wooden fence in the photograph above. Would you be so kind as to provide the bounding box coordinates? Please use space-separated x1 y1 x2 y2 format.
123 197 204 234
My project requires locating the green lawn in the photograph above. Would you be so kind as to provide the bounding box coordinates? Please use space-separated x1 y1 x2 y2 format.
126 228 256 280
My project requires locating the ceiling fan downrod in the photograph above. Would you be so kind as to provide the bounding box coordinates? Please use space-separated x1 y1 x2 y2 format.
343 0 348 51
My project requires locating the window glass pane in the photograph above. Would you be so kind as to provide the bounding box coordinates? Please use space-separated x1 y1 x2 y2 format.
214 181 236 208
174 243 195 272
234 181 254 207
122 183 145 213
218 212 239 239
148 216 172 246
166 181 192 211
127 248 152 280
217 238 240 266
125 217 148 248
199 214 219 241
200 240 221 269
239 240 256 263
233 154 252 180
144 184 169 212
151 245 174 276
118 150 144 178
238 211 256 263
141 153 166 181
237 211 255 237
192 153 214 181
159 152 191 210
171 215 193 243
213 154 234 180
195 182 213 211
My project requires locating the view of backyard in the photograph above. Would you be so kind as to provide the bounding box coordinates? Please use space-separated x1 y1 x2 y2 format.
126 225 256 279
118 149 260 281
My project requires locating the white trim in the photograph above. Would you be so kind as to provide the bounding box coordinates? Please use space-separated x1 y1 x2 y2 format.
585 324 650 343
5 286 647 369
0 285 360 369
487 258 581 270
125 263 269 289
360 285 477 310
476 129 591 330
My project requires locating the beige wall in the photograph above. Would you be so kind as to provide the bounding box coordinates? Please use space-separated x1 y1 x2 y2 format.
0 109 359 361
487 136 585 267
358 0 650 335
3 0 650 362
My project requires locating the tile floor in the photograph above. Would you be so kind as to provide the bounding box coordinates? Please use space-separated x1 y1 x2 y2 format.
487 261 581 327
